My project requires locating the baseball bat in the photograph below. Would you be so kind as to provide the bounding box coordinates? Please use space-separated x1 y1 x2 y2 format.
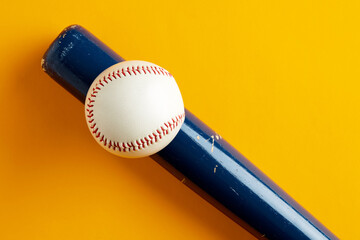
41 25 338 240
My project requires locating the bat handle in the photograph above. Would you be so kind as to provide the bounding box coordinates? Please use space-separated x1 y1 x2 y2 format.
42 25 338 240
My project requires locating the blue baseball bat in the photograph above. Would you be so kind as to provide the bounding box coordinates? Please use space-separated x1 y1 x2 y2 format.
41 25 338 240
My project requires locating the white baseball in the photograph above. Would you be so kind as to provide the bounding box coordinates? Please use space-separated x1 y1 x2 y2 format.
85 60 185 158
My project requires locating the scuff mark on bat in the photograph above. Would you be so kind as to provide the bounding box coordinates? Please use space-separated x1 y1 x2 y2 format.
41 58 46 72
60 42 74 60
214 165 218 173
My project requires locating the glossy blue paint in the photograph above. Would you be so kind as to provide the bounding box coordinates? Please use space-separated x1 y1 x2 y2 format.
42 25 338 240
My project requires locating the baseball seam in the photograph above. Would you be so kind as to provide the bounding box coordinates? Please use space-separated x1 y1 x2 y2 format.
86 65 185 152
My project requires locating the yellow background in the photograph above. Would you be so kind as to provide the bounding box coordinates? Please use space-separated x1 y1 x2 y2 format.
0 0 359 239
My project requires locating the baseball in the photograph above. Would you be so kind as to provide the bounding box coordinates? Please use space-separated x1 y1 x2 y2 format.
85 60 185 158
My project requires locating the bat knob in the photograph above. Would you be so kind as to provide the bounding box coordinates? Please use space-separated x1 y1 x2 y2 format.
41 24 125 103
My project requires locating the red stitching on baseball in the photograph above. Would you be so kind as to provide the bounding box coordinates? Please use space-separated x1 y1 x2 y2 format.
126 67 132 75
86 64 184 152
131 66 137 75
115 142 121 151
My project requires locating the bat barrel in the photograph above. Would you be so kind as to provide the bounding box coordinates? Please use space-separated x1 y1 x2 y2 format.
42 25 338 240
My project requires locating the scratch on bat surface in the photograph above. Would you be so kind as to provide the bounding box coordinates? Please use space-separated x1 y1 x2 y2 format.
230 187 239 196
181 178 186 183
214 165 218 173
205 134 222 153
211 136 214 152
